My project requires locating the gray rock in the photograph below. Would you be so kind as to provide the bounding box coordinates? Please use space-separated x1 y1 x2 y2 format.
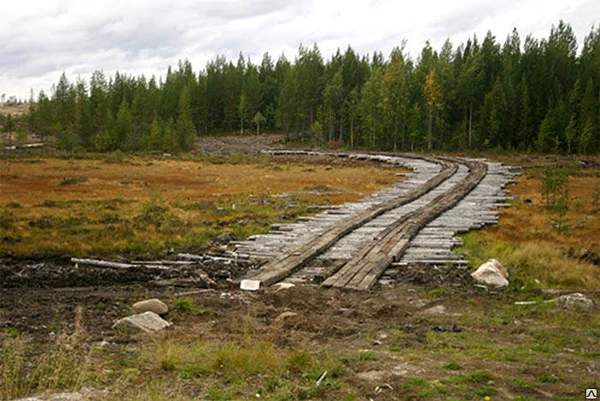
132 298 169 315
556 293 599 313
214 232 235 244
112 312 172 333
471 259 509 288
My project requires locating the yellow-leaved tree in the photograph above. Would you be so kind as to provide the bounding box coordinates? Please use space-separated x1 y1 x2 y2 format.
423 69 442 150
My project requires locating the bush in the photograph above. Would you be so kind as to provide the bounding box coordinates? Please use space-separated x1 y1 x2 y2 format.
104 149 127 164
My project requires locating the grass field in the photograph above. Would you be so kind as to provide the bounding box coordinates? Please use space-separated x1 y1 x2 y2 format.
458 154 600 289
2 150 600 401
0 152 405 258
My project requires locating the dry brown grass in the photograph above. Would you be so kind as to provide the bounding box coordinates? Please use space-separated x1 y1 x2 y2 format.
506 242 600 288
491 173 600 253
0 155 406 257
461 155 600 288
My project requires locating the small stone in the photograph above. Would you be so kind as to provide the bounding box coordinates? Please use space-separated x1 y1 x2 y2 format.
275 311 298 322
132 299 169 315
471 259 509 288
556 293 599 313
272 282 295 292
112 312 172 333
422 305 447 315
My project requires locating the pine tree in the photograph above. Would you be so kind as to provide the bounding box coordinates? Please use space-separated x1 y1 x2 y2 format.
565 114 578 154
148 113 163 151
244 63 261 125
176 86 196 150
295 44 324 138
94 127 112 152
275 58 295 140
113 98 133 150
259 52 278 131
383 47 409 150
238 91 248 134
360 66 385 148
321 69 344 143
163 118 178 152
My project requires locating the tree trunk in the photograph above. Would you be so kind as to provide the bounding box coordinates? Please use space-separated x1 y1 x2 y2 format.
401 120 406 150
468 104 473 149
427 108 433 150
394 113 399 151
329 111 333 142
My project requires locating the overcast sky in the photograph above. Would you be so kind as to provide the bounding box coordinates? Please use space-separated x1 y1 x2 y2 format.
1 0 598 101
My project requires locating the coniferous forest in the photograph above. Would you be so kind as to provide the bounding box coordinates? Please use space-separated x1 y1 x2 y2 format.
25 22 600 154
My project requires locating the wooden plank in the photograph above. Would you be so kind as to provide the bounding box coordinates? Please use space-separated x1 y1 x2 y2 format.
322 158 487 291
71 258 133 269
241 155 459 287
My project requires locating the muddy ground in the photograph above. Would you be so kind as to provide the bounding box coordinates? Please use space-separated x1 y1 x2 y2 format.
0 256 478 341
2 258 599 400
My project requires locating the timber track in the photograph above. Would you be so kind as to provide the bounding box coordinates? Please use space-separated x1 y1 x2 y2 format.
236 150 517 291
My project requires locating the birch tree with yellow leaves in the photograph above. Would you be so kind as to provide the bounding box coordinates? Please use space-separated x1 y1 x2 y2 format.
423 68 442 150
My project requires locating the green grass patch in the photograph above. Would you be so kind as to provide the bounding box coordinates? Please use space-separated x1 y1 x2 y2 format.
442 361 464 371
172 297 214 316
340 351 379 363
537 374 560 383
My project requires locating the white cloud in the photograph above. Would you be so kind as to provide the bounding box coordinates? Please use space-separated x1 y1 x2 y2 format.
1 0 598 100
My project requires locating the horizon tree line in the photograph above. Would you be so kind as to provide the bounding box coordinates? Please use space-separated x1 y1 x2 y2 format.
15 21 600 154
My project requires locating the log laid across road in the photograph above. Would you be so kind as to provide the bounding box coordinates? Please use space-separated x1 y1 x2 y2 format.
322 158 487 290
241 153 490 290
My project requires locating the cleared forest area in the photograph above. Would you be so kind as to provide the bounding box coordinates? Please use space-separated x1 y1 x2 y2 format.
1 147 599 400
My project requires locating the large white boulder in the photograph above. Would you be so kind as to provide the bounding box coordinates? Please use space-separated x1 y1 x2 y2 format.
471 259 509 288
